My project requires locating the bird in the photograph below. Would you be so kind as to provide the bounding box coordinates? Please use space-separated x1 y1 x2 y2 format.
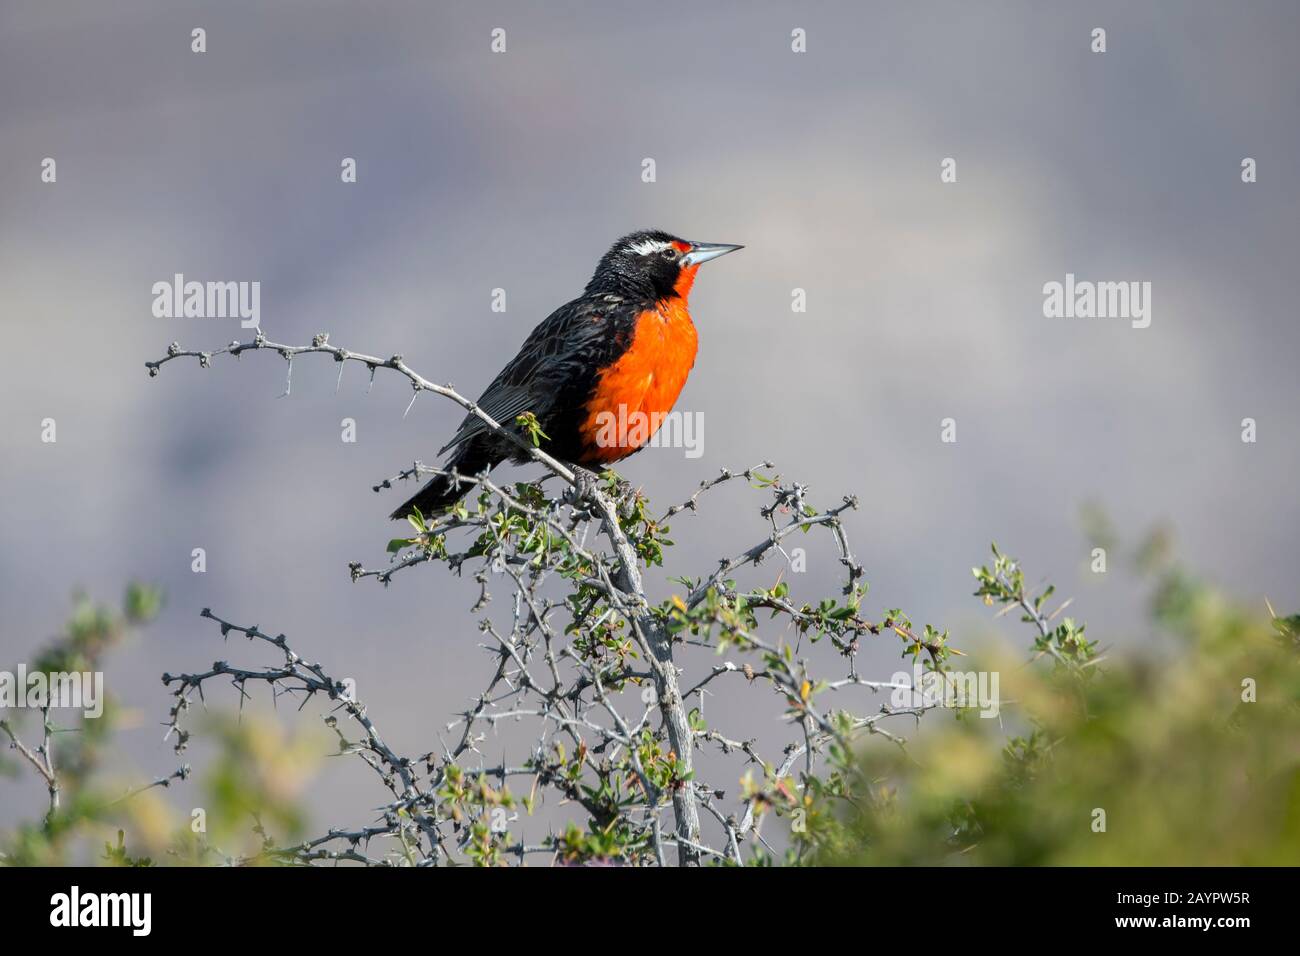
390 229 742 520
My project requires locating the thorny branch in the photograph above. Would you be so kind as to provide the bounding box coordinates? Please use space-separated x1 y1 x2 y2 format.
0 715 58 822
145 331 965 865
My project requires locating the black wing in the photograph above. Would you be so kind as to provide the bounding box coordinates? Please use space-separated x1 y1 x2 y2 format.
438 293 636 456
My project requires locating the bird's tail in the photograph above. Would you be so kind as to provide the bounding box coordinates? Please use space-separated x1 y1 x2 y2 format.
389 448 493 521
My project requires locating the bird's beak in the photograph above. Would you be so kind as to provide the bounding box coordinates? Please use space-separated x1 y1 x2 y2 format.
680 241 743 267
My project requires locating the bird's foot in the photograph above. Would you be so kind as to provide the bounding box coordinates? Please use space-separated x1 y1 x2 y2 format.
566 465 603 508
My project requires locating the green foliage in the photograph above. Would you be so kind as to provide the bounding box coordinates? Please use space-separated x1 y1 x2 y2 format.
15 474 1288 868
1 588 323 867
514 411 549 447
806 545 1300 866
2 586 162 865
102 830 153 867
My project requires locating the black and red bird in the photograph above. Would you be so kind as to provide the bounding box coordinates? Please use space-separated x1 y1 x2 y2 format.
391 230 742 519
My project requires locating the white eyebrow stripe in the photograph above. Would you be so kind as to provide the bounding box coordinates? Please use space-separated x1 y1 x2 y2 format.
626 238 672 256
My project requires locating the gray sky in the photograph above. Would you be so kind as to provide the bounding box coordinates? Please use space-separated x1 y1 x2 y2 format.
2 0 1297 841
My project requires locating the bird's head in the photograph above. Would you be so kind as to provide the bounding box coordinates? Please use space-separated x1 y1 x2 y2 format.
587 229 742 301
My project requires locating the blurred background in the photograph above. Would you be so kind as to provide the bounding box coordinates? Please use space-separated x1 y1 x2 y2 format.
1 1 1297 850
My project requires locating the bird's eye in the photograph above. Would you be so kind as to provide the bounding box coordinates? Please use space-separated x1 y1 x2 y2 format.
661 248 678 261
